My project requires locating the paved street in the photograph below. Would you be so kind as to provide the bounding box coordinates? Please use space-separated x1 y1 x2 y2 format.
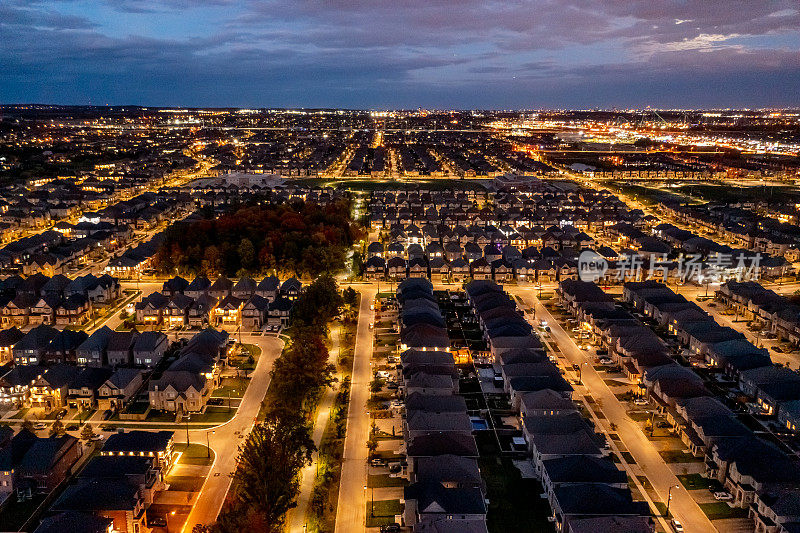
178 334 285 532
510 286 715 533
334 285 376 533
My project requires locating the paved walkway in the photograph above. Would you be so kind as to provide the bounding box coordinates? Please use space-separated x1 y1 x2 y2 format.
286 325 342 533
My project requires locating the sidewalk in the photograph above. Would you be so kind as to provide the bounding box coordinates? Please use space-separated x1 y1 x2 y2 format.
286 324 343 533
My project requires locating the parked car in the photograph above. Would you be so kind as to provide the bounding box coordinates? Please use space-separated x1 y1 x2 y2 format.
713 492 733 501
33 423 47 430
380 525 401 533
772 346 784 353
633 398 649 406
671 519 684 532
148 516 167 527
54 408 68 420
376 370 390 378
599 358 613 365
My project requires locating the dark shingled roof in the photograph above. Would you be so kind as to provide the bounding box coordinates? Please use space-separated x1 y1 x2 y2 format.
102 430 173 453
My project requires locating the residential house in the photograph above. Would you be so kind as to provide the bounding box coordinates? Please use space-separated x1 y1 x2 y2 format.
106 330 138 366
133 331 168 367
67 367 114 409
13 324 60 365
97 368 145 411
242 295 270 330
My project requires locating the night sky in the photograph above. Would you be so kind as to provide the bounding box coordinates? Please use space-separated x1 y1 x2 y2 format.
1 0 799 109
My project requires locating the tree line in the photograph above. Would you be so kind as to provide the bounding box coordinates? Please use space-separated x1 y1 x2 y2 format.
154 199 363 278
207 274 344 533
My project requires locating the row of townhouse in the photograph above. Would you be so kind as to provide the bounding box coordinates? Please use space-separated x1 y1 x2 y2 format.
558 279 800 530
379 221 596 251
601 280 800 529
0 363 145 411
465 280 653 532
134 275 301 329
35 430 175 533
0 273 120 329
367 187 632 231
74 326 168 367
4 323 162 368
366 254 581 284
660 202 800 261
718 280 800 346
622 282 800 427
393 279 489 532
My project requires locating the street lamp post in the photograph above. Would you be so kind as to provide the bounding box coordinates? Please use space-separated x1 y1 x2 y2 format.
206 429 214 458
666 484 679 517
185 415 190 446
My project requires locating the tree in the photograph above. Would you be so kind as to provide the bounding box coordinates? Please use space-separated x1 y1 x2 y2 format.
290 274 343 330
81 424 96 442
238 238 255 271
49 419 65 438
366 436 378 458
216 415 315 533
342 287 358 308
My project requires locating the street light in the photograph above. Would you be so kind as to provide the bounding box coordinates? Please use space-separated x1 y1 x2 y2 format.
666 484 679 517
206 429 215 458
185 415 191 446
576 362 588 384
364 484 374 517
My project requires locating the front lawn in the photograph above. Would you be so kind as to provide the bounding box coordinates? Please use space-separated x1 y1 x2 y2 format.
659 450 704 463
365 499 403 528
367 474 408 488
174 443 214 466
212 377 249 398
677 473 712 491
700 502 750 520
145 410 178 423
188 406 236 424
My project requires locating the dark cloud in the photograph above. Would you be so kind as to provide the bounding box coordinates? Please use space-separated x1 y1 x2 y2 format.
0 0 798 107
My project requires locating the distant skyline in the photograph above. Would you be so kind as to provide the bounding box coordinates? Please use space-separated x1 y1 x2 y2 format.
1 1 799 109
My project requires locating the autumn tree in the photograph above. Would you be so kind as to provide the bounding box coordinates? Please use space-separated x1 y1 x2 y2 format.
215 415 315 533
49 419 65 438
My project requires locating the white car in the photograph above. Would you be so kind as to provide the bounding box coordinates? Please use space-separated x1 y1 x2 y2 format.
713 492 733 501
671 519 684 532
633 398 649 406
599 358 613 365
376 370 390 378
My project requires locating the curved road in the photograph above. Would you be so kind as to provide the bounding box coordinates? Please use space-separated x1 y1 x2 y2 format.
178 334 285 532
